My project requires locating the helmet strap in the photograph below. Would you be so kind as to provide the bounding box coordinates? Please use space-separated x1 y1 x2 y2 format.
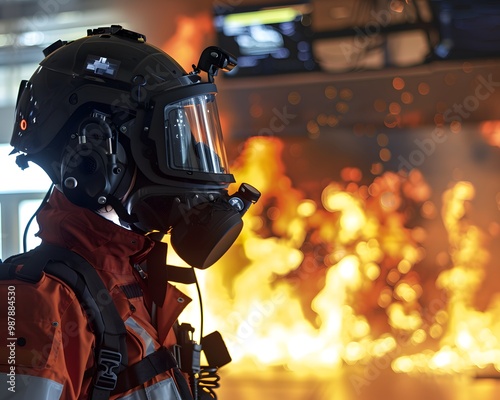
106 195 139 225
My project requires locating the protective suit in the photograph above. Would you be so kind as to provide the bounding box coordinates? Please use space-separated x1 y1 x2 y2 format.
1 189 191 399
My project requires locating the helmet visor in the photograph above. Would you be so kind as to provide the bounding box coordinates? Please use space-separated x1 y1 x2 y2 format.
164 93 230 175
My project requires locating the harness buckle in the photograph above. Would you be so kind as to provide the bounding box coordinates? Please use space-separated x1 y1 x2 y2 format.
95 348 122 390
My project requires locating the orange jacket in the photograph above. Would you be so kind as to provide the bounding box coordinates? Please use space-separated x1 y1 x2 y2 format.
0 189 192 399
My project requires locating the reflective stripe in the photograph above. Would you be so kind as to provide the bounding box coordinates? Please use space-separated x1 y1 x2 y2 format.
117 376 182 400
0 373 63 399
125 317 157 356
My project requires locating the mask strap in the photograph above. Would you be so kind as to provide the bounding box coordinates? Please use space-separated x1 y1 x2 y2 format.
146 238 169 307
106 195 139 224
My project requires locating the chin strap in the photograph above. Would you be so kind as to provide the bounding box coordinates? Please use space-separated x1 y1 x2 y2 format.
106 195 139 225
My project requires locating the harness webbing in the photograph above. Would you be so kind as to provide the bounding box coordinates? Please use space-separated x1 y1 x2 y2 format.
0 243 193 400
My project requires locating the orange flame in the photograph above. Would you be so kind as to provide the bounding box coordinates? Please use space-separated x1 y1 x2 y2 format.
161 13 213 71
157 13 499 372
480 120 500 148
393 181 499 374
172 135 500 379
184 136 437 373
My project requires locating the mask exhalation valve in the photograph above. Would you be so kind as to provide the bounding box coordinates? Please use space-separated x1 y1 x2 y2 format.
170 183 261 269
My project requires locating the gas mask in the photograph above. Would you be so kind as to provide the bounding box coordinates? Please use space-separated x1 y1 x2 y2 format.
121 49 261 268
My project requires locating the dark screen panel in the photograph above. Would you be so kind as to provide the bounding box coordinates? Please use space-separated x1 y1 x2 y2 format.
213 2 319 77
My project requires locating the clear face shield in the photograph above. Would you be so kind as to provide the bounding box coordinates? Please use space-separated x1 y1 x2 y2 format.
164 93 230 176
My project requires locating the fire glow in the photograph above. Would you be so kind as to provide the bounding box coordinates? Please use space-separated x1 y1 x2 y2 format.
160 16 500 377
173 135 500 378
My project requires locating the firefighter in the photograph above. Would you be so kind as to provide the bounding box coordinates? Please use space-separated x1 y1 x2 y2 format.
0 26 259 399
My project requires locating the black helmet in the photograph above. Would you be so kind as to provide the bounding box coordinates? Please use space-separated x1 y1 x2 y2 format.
11 25 260 269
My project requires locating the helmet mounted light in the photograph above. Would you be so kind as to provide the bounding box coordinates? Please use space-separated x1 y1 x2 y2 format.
194 46 237 82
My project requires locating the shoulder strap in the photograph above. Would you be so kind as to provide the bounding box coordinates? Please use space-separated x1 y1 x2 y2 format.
1 244 127 400
1 244 195 399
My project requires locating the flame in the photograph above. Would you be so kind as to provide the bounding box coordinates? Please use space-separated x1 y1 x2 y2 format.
393 181 499 375
161 13 213 71
480 120 500 148
130 1 499 381
183 136 437 374
174 136 497 377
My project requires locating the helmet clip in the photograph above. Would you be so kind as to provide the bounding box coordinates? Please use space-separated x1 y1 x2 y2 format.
194 46 237 83
87 25 147 43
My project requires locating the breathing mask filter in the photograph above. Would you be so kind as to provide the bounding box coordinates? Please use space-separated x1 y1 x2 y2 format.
173 184 261 268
